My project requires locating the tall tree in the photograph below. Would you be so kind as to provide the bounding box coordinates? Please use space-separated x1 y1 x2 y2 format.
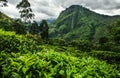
40 20 49 40
110 20 120 44
16 0 34 22
13 19 26 34
0 19 13 31
29 21 39 35
0 0 8 7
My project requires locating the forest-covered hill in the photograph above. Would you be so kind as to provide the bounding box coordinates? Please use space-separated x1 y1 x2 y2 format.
0 12 14 22
50 5 120 41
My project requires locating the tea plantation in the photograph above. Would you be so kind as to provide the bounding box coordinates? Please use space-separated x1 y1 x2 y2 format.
0 29 120 78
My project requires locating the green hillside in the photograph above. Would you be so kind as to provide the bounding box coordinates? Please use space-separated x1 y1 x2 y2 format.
0 12 14 23
0 12 15 31
0 5 120 78
0 29 120 77
50 5 120 41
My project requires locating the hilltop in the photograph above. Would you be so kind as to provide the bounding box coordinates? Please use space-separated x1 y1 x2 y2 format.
50 5 120 41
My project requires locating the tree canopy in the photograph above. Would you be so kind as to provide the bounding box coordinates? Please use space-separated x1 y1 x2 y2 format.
0 0 34 22
40 20 49 40
0 0 8 7
16 0 34 22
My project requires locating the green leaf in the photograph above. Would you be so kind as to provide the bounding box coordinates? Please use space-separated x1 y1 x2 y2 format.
22 67 29 74
59 70 64 75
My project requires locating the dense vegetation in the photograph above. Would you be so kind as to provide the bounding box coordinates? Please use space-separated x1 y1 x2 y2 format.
0 29 120 78
0 3 120 78
50 5 120 41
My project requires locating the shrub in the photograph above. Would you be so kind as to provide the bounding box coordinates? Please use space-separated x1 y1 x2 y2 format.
89 51 120 64
68 40 79 47
0 29 39 53
111 46 120 52
1 50 120 78
69 40 92 52
48 38 66 46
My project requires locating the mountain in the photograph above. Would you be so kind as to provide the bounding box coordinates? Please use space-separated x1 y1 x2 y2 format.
37 19 55 26
50 5 120 41
46 19 55 24
0 12 14 22
0 12 15 31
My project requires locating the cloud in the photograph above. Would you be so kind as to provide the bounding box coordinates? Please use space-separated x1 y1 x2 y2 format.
7 0 20 4
84 0 120 10
94 9 120 16
57 0 120 10
0 0 120 21
28 0 64 20
0 3 19 18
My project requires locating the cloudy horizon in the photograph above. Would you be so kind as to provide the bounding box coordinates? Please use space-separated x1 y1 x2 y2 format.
0 0 120 21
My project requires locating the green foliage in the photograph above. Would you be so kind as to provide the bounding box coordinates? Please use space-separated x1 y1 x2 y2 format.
97 20 120 52
89 51 120 64
88 51 120 72
98 36 112 51
16 0 34 22
112 23 120 44
13 19 27 34
0 29 39 53
50 5 120 41
0 13 27 34
0 12 14 31
0 0 8 7
29 21 39 35
25 33 44 45
0 28 120 78
1 50 120 78
48 38 66 46
0 19 13 31
69 40 92 52
40 20 49 40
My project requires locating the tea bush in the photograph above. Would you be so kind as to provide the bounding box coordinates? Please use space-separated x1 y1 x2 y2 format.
69 40 92 52
0 29 40 53
1 49 120 78
89 51 120 64
48 38 67 46
0 29 120 78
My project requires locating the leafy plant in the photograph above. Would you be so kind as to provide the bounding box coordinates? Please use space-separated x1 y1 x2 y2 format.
1 49 120 78
0 29 40 53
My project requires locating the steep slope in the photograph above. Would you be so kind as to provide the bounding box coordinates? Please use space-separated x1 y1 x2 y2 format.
0 12 15 30
0 12 14 22
0 29 120 78
50 5 120 41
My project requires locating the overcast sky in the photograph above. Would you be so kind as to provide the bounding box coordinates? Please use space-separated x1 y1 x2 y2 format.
0 0 120 21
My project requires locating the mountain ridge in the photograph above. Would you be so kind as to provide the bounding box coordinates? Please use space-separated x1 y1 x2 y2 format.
50 5 120 41
0 12 14 23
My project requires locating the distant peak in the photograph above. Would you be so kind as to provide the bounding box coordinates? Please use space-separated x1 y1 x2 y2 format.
69 5 82 9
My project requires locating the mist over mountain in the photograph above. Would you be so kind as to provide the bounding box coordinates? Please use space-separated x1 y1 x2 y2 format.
50 5 120 41
37 19 55 25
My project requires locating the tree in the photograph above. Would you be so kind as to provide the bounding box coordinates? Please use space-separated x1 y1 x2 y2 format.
1 0 34 22
0 19 13 31
40 20 49 40
107 20 120 44
0 0 8 7
29 21 39 35
13 19 26 34
16 0 34 22
99 36 108 45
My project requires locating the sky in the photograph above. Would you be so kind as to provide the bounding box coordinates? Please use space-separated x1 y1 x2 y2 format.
0 0 120 21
